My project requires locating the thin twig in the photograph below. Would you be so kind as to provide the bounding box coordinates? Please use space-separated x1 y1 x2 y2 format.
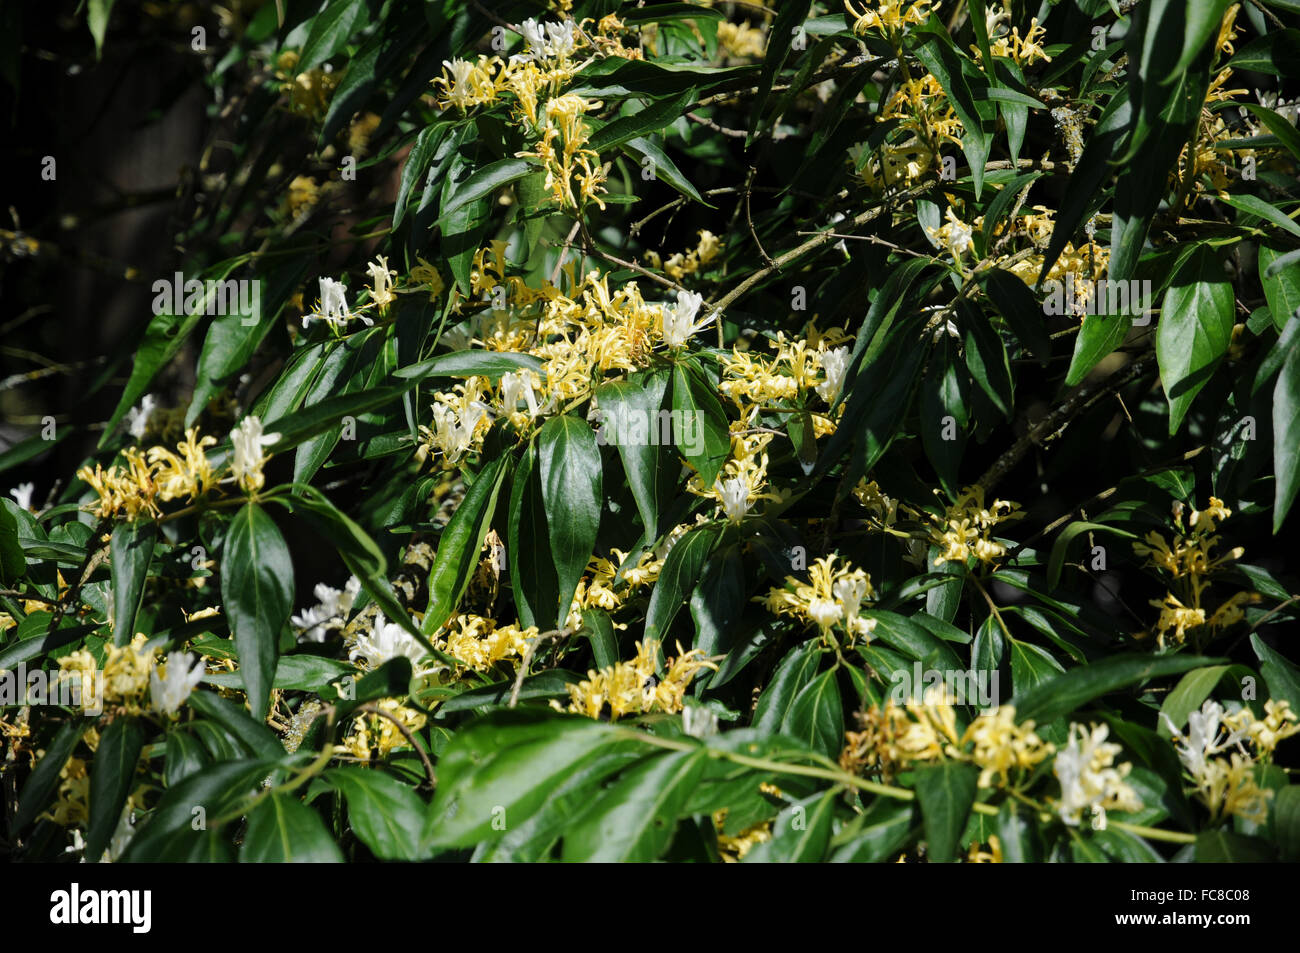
355 702 437 788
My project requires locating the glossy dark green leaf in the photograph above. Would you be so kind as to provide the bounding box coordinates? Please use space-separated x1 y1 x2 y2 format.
744 790 837 863
562 748 707 862
221 503 293 719
110 520 154 647
645 524 721 643
1156 246 1234 434
326 766 427 861
422 711 623 848
424 453 511 635
670 359 730 487
780 669 843 760
914 761 978 863
539 416 602 630
240 792 342 862
1273 343 1300 530
298 0 369 71
84 716 144 862
12 717 84 833
1013 653 1224 723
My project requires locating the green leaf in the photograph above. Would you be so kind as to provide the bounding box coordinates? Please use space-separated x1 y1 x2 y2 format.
1194 830 1275 862
1046 521 1139 589
1238 104 1300 163
87 0 115 59
84 716 144 862
424 453 511 635
110 520 154 648
539 416 603 629
240 792 343 862
422 711 622 848
1156 246 1234 433
1273 342 1300 530
508 442 560 631
298 0 369 71
325 766 427 861
264 384 411 454
1014 653 1225 723
1008 638 1065 697
0 503 24 584
121 759 276 861
12 717 84 833
588 88 697 153
914 761 978 863
781 669 843 760
621 136 705 204
221 503 294 719
921 333 968 497
753 642 822 734
745 790 837 863
1219 192 1300 240
187 689 285 761
1252 633 1300 711
995 801 1041 863
1259 245 1300 331
164 731 211 788
829 799 916 862
1274 786 1300 862
595 369 674 536
670 359 730 487
562 748 707 861
1157 665 1234 738
1168 0 1233 78
644 524 721 643
439 157 533 223
982 268 1051 364
393 124 446 229
962 301 1014 419
394 350 543 382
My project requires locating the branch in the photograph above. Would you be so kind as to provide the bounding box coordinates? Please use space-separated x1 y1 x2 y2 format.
976 349 1158 494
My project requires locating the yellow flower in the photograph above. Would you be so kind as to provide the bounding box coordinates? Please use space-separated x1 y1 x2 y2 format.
763 554 875 644
562 640 716 720
366 255 398 312
961 705 1053 789
147 427 217 502
845 0 936 36
927 486 1022 568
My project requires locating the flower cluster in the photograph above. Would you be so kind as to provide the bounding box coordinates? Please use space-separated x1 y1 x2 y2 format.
924 485 1022 568
1052 722 1142 828
764 554 876 645
1133 497 1257 647
561 639 716 721
1163 698 1298 823
842 695 1053 789
58 634 204 716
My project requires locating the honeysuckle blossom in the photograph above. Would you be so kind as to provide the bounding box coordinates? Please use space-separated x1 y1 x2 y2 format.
305 276 370 328
514 18 579 63
149 651 205 715
229 416 279 493
1053 722 1142 827
814 345 851 403
293 576 362 643
661 291 712 349
8 482 35 511
348 612 429 671
126 394 157 439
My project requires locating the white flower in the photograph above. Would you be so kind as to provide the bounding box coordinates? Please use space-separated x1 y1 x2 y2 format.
305 277 362 328
229 415 280 493
500 370 541 419
806 597 843 630
683 702 719 738
661 291 712 349
348 612 429 670
293 576 361 643
1053 722 1142 827
833 575 871 634
126 394 157 440
1161 699 1249 785
8 482 35 511
815 346 852 403
150 651 205 715
513 18 578 63
715 475 751 523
